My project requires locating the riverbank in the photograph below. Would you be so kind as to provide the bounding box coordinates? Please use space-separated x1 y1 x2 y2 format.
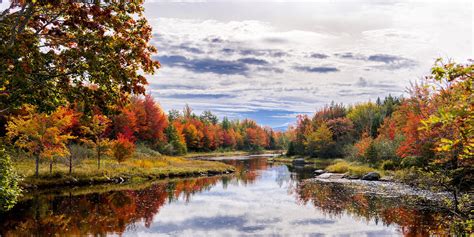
186 150 284 159
15 156 234 189
269 156 340 168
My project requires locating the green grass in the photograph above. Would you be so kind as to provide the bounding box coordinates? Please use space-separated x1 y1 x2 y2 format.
14 155 234 189
325 160 378 178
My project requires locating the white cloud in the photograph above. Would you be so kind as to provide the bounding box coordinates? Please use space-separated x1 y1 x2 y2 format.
143 1 472 127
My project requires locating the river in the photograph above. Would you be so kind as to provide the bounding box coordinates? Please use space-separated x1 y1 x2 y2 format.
0 156 455 236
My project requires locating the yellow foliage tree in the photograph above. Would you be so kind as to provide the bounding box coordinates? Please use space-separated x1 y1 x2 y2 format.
6 106 75 177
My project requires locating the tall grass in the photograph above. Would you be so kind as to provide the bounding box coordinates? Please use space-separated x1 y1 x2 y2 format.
325 160 376 178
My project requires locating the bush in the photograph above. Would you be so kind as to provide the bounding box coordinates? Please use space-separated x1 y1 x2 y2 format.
112 135 135 163
381 160 396 170
326 161 350 173
373 135 402 162
0 149 21 212
343 144 359 161
364 142 378 165
161 140 187 156
134 143 161 159
325 160 376 178
400 156 425 168
347 165 375 178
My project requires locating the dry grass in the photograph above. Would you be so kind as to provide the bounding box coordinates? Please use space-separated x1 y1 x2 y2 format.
13 154 234 189
325 160 377 178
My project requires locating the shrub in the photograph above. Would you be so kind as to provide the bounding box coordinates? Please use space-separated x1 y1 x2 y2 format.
400 156 425 168
131 160 153 169
325 160 376 178
161 140 187 156
134 143 161 159
373 135 402 162
364 141 378 165
326 161 350 173
381 160 396 170
0 149 22 212
112 135 136 163
347 165 375 178
343 144 359 161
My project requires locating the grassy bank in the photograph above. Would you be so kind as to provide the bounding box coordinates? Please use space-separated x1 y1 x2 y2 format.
15 156 234 189
325 160 380 178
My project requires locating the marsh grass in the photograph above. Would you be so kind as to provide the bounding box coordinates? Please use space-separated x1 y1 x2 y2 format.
325 160 378 178
14 153 234 189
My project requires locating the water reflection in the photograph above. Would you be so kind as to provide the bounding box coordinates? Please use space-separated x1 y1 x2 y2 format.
296 181 455 236
0 157 457 236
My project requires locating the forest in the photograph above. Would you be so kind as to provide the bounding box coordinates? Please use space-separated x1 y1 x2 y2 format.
0 0 472 235
285 60 473 216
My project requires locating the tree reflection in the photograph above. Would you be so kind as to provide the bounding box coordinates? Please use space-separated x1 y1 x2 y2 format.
0 158 270 236
295 180 457 236
0 176 221 236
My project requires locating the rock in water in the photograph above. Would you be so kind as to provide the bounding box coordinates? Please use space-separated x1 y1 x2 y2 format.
314 169 326 176
361 172 381 181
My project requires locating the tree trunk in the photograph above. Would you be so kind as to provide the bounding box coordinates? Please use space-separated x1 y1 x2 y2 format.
69 156 72 175
49 160 52 174
35 155 39 178
97 146 101 170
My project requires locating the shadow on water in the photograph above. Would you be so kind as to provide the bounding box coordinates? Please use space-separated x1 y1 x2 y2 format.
0 157 462 236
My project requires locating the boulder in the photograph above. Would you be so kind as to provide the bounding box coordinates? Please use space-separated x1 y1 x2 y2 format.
343 173 360 179
361 172 381 181
314 169 326 176
317 173 345 179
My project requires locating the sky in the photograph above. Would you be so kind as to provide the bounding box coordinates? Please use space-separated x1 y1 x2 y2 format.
143 0 473 129
1 0 472 129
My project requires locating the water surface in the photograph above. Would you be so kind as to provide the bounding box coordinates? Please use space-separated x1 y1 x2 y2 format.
0 157 453 236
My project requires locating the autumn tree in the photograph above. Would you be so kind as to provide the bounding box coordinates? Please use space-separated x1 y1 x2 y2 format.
347 102 384 138
112 134 135 164
420 60 474 211
164 123 187 155
83 114 111 169
6 106 75 177
129 95 168 144
0 1 159 116
200 110 218 125
305 123 334 157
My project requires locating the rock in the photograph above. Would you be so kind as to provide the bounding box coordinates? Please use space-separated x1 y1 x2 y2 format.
379 176 394 182
361 172 381 181
343 173 360 179
314 169 326 176
318 173 345 179
292 158 306 165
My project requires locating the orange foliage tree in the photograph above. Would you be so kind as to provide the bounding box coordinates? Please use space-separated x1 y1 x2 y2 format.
6 106 75 177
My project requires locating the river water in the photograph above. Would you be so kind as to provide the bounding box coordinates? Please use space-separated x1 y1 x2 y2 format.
0 156 454 236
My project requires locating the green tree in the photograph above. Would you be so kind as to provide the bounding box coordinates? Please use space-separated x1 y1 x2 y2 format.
0 148 21 212
164 124 187 155
364 141 378 165
200 110 219 125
